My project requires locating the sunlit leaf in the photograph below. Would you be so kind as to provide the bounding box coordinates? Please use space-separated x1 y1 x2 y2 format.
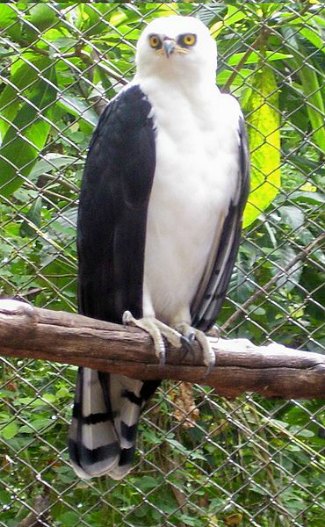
243 65 281 227
0 4 21 41
228 51 292 66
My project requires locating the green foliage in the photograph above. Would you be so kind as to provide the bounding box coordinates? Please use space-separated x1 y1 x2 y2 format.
0 58 57 196
243 65 281 228
0 2 324 527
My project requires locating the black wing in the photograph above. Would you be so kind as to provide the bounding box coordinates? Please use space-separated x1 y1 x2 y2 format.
191 115 250 331
77 85 156 323
69 86 158 480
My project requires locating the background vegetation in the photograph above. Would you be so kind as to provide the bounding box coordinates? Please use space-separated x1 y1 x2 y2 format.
0 2 324 526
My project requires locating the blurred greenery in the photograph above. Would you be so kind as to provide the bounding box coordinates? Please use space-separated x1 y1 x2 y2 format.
0 2 324 527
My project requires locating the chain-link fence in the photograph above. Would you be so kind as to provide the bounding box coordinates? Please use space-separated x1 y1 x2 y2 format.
0 2 324 526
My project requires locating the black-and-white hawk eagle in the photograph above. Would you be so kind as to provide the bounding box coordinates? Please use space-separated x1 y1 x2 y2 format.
69 15 249 480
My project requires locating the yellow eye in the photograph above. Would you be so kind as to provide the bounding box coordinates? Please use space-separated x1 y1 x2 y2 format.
180 33 196 47
149 34 161 49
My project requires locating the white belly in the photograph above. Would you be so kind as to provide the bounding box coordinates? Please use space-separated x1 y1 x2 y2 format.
141 85 240 325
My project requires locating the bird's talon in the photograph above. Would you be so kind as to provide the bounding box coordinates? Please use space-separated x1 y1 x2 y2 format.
179 335 196 363
204 360 214 377
122 310 133 325
188 333 196 342
159 352 166 366
180 334 192 349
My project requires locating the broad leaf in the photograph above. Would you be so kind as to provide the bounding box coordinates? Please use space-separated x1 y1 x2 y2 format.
296 60 325 152
0 60 57 197
57 95 99 128
243 65 281 227
0 4 21 41
0 55 53 141
228 51 292 67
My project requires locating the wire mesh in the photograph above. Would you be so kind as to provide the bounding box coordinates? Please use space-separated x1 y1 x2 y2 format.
0 2 324 527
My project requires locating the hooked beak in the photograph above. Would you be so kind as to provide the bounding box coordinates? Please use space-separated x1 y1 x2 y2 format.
162 38 176 58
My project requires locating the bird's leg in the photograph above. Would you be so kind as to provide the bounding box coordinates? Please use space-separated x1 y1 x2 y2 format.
122 311 182 365
173 322 215 373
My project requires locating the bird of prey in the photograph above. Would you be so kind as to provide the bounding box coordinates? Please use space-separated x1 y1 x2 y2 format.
69 15 249 480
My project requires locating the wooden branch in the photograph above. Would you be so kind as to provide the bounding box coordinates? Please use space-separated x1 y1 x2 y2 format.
0 300 324 399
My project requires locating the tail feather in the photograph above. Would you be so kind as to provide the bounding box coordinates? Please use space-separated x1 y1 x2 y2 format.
109 375 144 450
69 368 120 478
69 367 159 479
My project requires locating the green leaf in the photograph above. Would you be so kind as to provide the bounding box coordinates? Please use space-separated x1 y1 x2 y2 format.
27 4 57 32
57 95 99 128
243 65 281 227
0 5 16 29
290 191 325 205
275 247 303 292
20 196 42 238
135 475 161 491
0 61 57 197
299 26 324 52
29 153 80 180
20 417 53 433
0 4 21 41
284 14 325 52
0 421 19 440
224 5 246 26
75 4 110 36
178 514 199 526
166 438 190 455
211 5 246 37
297 63 325 151
0 55 53 141
56 511 80 527
227 51 292 67
0 489 11 505
278 205 305 230
282 29 325 152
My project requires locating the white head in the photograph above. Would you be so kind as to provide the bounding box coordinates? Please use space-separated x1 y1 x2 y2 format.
135 16 217 84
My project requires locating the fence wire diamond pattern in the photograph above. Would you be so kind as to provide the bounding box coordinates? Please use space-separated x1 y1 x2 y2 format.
0 3 324 527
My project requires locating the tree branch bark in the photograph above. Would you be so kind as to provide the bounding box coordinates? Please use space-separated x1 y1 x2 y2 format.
0 300 324 399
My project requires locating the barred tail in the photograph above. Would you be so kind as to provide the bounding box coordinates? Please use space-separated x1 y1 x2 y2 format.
69 367 159 480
